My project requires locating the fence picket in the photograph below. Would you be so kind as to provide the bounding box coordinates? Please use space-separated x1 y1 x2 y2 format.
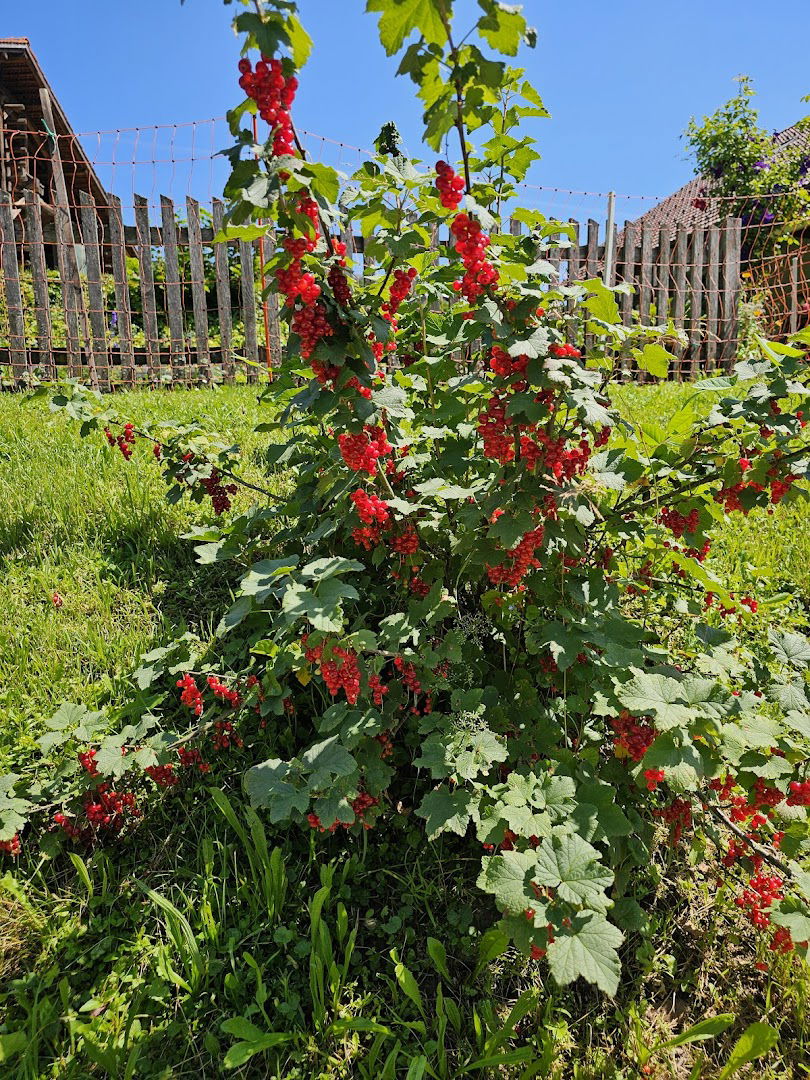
78 192 109 390
24 189 53 379
619 222 634 326
186 196 212 381
688 228 705 378
211 199 234 382
160 195 187 380
706 225 721 366
134 194 160 382
108 194 135 386
239 239 258 378
657 225 671 325
721 217 742 371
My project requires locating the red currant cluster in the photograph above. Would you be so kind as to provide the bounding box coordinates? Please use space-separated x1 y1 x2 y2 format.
736 871 783 929
327 257 353 308
350 488 390 525
177 746 211 773
237 56 298 158
391 524 420 555
368 674 389 707
478 395 514 464
643 768 665 791
450 213 498 303
206 674 242 708
84 784 140 833
52 591 64 608
548 343 582 359
489 345 528 379
338 426 392 474
434 160 465 209
376 731 394 760
145 763 179 788
787 780 810 806
659 506 699 538
212 720 244 751
0 834 21 857
351 525 384 550
653 797 692 843
200 469 238 515
79 748 100 777
322 646 361 705
382 266 418 321
487 525 545 587
177 673 203 717
394 656 422 695
611 711 656 762
104 423 136 460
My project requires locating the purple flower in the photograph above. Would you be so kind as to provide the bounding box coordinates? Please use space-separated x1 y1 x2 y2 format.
761 211 775 224
753 160 769 171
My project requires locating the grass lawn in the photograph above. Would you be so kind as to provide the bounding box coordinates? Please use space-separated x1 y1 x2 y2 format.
0 384 808 1079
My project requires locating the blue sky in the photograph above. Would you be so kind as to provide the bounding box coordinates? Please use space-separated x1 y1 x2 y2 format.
8 0 809 219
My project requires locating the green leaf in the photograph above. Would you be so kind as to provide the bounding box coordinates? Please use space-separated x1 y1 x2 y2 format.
285 13 313 66
426 936 450 979
583 279 620 324
244 759 311 823
546 912 624 996
417 787 478 839
366 0 446 56
0 1032 27 1064
240 557 299 600
653 1014 735 1052
634 343 673 378
301 737 357 788
223 1031 295 1070
769 629 810 670
717 1022 779 1080
534 833 614 911
476 850 539 915
299 556 364 581
617 671 692 731
477 2 528 56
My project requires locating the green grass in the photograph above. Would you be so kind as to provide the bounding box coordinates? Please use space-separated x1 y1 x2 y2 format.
0 384 808 1079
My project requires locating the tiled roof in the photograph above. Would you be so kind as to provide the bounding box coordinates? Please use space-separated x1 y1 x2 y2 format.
628 124 810 238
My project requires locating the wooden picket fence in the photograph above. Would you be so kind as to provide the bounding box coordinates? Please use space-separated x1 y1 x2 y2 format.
0 188 744 387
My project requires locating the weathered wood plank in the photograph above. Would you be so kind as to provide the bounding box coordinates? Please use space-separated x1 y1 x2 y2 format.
78 192 109 390
720 217 742 370
705 225 721 365
656 224 671 325
239 239 258 378
134 194 161 381
0 190 27 382
672 225 688 376
160 195 187 379
211 200 234 382
638 225 655 381
24 189 53 378
586 219 599 278
567 218 581 281
619 221 634 326
603 222 617 286
186 196 211 381
40 89 84 379
688 227 705 377
107 194 135 385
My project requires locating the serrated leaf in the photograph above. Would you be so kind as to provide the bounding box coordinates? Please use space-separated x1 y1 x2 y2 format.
546 912 623 995
417 787 478 839
534 833 613 911
301 737 356 788
616 671 692 730
769 629 810 670
476 850 540 915
634 343 673 378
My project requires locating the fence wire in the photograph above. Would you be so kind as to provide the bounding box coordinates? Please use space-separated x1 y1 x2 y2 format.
0 120 808 387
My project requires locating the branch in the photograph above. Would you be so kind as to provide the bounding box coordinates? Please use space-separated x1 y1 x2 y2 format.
436 5 472 192
705 802 792 876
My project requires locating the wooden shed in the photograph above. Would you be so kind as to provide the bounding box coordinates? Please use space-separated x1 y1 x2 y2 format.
0 37 108 244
